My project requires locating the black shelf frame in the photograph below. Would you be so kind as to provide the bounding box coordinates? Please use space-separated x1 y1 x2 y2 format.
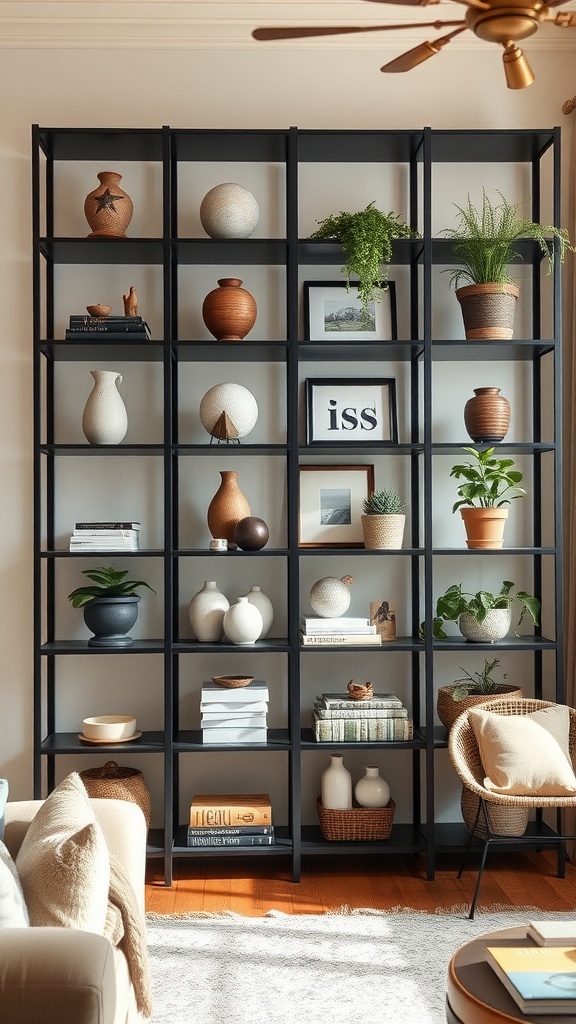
32 124 563 887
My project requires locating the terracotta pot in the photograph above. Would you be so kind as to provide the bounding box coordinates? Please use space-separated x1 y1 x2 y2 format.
460 507 508 549
436 683 525 731
207 470 251 545
84 171 133 238
202 278 257 341
464 387 511 443
361 513 405 550
456 283 519 341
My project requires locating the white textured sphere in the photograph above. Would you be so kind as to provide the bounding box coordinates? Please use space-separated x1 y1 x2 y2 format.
200 183 260 239
199 382 258 440
310 576 352 618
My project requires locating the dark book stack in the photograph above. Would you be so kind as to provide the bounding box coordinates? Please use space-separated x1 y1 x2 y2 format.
187 793 274 847
65 315 152 341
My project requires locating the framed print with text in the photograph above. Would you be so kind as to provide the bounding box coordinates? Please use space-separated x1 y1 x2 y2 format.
303 280 397 342
298 464 375 548
306 377 398 445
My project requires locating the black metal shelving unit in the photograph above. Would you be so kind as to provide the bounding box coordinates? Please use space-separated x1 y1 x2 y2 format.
32 125 563 886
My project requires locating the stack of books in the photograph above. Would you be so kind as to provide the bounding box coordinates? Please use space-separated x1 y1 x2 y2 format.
69 520 141 552
487 943 576 1014
187 793 274 847
300 616 381 647
200 679 269 744
312 691 413 742
65 314 152 341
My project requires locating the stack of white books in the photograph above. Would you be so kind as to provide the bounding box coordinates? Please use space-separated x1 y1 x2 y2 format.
200 679 269 743
300 616 381 646
69 521 141 552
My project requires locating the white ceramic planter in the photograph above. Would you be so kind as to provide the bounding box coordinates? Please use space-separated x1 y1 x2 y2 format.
458 607 511 643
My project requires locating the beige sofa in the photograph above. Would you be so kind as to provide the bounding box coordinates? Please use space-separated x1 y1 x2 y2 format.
0 797 148 1024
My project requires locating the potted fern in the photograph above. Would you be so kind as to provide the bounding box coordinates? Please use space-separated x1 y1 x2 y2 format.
361 488 407 549
436 657 524 731
68 565 156 647
310 202 419 315
441 189 574 340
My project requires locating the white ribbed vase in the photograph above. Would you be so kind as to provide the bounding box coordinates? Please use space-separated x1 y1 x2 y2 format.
82 369 128 445
354 766 391 808
321 754 352 810
223 596 263 645
188 580 229 642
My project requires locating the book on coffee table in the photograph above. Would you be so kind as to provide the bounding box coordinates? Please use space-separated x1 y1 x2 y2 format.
527 920 576 946
487 944 576 1014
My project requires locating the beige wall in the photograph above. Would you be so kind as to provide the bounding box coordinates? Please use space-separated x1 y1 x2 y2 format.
1 42 575 815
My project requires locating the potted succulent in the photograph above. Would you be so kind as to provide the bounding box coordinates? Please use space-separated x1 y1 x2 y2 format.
361 488 407 550
68 565 156 648
424 580 540 643
441 189 574 340
310 202 419 314
450 445 526 549
436 657 524 731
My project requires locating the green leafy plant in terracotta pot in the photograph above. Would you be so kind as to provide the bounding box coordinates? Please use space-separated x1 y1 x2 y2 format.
310 202 419 314
450 445 526 549
68 565 156 648
423 580 540 643
361 488 407 550
441 189 574 340
436 657 524 731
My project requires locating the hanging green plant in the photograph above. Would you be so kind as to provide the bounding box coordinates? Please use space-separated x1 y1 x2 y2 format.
310 202 419 312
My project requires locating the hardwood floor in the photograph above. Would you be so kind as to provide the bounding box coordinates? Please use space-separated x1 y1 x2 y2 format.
146 851 576 917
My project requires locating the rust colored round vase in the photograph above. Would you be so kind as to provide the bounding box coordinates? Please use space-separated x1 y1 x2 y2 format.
207 470 251 545
84 171 133 238
464 386 511 443
202 278 257 341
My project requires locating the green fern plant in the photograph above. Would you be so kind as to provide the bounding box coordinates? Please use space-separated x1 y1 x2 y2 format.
362 489 406 515
451 658 507 702
310 202 419 311
441 189 574 290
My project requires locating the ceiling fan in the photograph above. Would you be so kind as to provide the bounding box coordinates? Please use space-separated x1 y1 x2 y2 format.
252 0 576 88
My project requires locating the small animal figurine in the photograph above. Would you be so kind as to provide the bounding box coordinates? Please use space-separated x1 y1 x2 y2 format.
347 680 374 701
123 285 138 317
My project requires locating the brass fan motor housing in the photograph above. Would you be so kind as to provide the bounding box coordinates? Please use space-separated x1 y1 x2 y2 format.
466 0 544 42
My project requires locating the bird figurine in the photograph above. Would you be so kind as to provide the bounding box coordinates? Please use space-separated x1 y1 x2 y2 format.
347 680 374 701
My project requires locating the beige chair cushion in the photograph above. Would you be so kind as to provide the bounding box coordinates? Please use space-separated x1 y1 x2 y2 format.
16 772 109 932
468 703 576 796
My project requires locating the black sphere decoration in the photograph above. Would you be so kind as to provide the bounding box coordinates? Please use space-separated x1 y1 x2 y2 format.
234 516 269 551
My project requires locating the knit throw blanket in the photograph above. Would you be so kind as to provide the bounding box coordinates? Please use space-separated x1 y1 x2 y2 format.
107 853 153 1017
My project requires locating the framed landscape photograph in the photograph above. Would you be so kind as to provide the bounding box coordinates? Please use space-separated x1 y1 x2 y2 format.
299 464 374 548
303 280 397 342
305 377 398 445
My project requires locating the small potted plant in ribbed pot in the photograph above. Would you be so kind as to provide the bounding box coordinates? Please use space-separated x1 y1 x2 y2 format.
361 488 406 549
436 658 523 732
451 445 526 549
68 565 156 647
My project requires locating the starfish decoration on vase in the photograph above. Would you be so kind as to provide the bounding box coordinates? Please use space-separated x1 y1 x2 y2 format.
93 187 125 214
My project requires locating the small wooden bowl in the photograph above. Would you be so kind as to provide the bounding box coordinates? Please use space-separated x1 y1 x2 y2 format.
211 675 254 689
86 304 112 317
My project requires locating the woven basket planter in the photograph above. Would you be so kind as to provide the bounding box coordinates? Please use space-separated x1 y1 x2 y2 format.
317 796 395 841
461 786 529 838
437 684 524 732
361 514 405 550
80 760 151 830
456 283 520 340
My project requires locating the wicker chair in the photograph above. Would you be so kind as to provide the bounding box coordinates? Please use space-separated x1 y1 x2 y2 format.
448 697 576 918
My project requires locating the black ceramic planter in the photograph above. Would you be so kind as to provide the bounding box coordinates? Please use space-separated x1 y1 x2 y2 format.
83 595 140 647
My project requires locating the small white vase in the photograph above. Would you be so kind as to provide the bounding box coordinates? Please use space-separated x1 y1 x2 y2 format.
82 369 128 445
355 766 391 808
310 575 354 618
321 754 352 810
223 596 263 645
188 581 229 642
242 585 273 639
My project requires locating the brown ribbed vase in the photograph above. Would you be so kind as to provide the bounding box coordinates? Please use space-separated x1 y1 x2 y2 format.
464 386 511 443
202 277 257 341
207 470 251 545
84 171 133 238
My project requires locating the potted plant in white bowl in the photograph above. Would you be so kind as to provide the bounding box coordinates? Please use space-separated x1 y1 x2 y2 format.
450 445 526 549
361 488 407 549
425 580 540 643
68 564 156 648
436 657 524 731
441 188 574 340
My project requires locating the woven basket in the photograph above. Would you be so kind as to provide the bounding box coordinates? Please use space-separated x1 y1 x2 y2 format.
456 283 519 340
80 760 151 830
317 796 395 842
460 785 529 838
437 684 524 732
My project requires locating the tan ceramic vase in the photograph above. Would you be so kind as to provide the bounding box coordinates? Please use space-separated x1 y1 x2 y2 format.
202 278 257 341
84 171 133 238
464 386 511 443
207 470 251 545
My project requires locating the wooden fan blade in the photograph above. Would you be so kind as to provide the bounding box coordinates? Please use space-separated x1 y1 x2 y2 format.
543 8 576 23
381 25 467 71
541 0 576 8
253 22 461 41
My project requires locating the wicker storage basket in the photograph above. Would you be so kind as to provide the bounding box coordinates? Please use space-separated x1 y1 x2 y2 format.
80 760 151 830
460 785 529 838
437 684 524 732
317 796 395 842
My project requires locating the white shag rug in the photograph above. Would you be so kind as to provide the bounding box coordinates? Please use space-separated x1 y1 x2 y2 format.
146 907 576 1024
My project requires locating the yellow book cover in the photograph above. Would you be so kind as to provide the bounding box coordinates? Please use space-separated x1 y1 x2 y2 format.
189 793 272 828
487 945 576 1012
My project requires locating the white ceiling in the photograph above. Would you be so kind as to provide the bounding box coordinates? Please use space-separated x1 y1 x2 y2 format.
1 0 575 50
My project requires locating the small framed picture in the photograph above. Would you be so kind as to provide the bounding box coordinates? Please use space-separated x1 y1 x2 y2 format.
370 601 397 642
303 280 397 342
305 377 398 445
299 464 375 548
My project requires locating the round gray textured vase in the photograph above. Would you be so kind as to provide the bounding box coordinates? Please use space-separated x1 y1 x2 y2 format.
83 595 140 647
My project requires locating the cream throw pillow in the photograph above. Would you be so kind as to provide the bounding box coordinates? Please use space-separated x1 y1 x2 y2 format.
16 772 110 932
0 840 29 927
468 704 576 796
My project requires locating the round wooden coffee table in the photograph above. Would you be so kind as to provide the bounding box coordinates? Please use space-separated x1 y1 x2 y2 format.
446 926 573 1023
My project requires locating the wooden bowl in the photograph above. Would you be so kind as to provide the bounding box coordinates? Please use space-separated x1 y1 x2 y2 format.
211 675 254 689
86 304 112 317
